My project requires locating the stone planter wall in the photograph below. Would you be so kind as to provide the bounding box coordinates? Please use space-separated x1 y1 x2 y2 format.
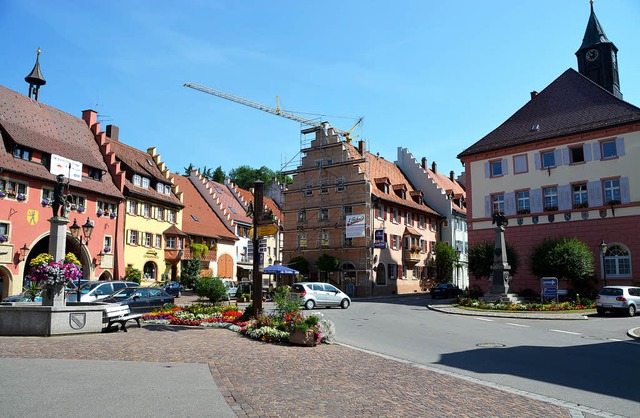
288 329 318 346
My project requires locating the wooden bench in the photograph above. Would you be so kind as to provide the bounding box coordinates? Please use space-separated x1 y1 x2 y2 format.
103 304 142 332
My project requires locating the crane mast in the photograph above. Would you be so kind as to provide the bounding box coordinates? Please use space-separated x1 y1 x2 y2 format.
184 82 361 140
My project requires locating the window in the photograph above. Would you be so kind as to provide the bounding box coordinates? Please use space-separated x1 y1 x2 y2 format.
319 231 329 248
98 201 117 215
128 230 138 245
604 244 631 277
298 209 306 223
388 263 398 280
103 236 112 252
543 187 558 211
320 182 329 195
166 236 177 249
419 215 426 229
144 232 152 247
569 146 585 164
0 222 9 239
342 205 353 219
67 195 86 211
127 200 136 214
156 206 164 221
141 177 150 189
490 160 503 177
42 188 54 202
142 203 151 218
572 184 588 208
603 179 621 204
491 193 504 214
430 218 436 232
156 183 164 193
319 209 329 222
343 234 353 247
513 155 528 174
167 210 176 223
228 206 237 214
88 167 103 180
304 184 313 196
376 204 384 220
601 140 617 159
406 211 413 225
392 208 399 223
13 145 31 161
154 235 162 248
541 150 556 168
298 234 307 249
336 179 345 192
133 174 141 186
392 235 400 250
3 180 27 199
516 190 530 214
375 264 386 285
164 185 171 195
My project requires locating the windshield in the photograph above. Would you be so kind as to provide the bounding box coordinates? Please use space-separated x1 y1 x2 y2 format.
110 288 140 299
78 282 101 294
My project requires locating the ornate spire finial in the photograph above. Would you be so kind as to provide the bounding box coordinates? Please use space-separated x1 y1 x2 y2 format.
25 48 46 101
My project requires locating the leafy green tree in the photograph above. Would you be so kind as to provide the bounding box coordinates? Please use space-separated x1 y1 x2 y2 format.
183 163 195 175
212 166 226 183
316 254 340 281
229 165 277 189
181 258 201 289
468 241 520 280
530 237 594 287
195 276 227 303
125 266 142 284
288 256 309 275
434 242 456 283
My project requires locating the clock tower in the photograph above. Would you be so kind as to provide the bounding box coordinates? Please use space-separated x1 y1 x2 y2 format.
575 1 622 99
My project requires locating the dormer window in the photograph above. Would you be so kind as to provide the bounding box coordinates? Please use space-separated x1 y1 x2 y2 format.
88 167 102 180
392 184 407 199
374 177 390 194
410 190 423 204
133 174 141 186
141 177 150 189
13 145 32 161
157 183 164 193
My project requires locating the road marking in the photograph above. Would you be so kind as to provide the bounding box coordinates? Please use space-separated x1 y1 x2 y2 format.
550 329 581 335
474 318 493 322
506 323 530 328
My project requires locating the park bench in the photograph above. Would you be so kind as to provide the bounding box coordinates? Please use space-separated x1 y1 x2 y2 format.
103 304 142 332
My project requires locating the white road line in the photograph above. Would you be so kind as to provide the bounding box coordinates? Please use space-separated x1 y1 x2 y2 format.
474 318 493 322
550 329 582 335
507 323 530 327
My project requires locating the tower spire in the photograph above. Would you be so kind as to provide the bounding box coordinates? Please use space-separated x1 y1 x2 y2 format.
25 48 46 101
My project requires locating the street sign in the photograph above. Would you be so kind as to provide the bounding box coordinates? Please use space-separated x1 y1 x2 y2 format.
249 224 279 238
541 277 558 301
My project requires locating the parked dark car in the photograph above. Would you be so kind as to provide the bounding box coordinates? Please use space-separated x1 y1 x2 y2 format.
429 283 463 299
162 281 184 298
100 287 174 314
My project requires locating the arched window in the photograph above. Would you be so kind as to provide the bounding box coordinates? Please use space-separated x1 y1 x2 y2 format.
604 244 632 278
143 262 157 281
375 263 386 285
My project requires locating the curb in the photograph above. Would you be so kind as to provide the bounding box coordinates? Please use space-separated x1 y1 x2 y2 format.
627 327 640 340
427 304 589 320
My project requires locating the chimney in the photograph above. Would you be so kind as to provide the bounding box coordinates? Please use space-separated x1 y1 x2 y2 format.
82 109 97 128
530 91 538 100
421 157 427 170
450 170 455 182
431 161 437 174
106 125 119 141
358 140 365 155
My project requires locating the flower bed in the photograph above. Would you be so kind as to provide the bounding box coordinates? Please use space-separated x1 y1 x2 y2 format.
457 297 595 312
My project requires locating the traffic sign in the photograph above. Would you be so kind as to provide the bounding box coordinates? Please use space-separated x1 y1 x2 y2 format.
249 224 279 238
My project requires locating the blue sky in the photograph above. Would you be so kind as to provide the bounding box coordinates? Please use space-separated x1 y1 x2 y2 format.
2 1 639 180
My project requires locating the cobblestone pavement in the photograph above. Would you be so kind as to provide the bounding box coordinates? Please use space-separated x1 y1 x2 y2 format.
0 325 574 418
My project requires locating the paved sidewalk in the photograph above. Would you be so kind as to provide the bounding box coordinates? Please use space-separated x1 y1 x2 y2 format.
1 325 577 418
427 303 590 320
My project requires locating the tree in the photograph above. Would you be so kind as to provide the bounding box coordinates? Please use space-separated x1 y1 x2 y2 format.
529 237 594 288
181 257 201 289
288 256 309 275
316 254 340 281
212 166 226 182
124 265 142 284
229 165 277 189
434 242 456 283
195 276 227 303
468 241 520 280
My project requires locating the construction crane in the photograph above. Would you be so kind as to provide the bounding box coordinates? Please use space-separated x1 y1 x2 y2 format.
184 82 362 142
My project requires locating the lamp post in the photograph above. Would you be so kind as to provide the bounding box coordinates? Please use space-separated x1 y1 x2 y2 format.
599 240 608 287
19 244 30 262
455 249 461 287
69 218 94 301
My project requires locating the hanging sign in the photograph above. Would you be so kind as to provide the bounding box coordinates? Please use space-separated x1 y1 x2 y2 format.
51 154 83 182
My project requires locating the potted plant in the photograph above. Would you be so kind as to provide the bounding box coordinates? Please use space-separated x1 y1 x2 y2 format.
288 313 320 346
96 209 103 217
16 194 26 202
77 205 85 213
109 212 117 219
103 247 111 253
0 235 7 243
70 203 77 211
0 190 5 198
41 198 50 207
410 244 421 254
7 190 16 199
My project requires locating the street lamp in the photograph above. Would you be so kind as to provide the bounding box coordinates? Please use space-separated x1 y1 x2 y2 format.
599 240 608 287
19 243 30 262
69 218 94 301
455 249 461 287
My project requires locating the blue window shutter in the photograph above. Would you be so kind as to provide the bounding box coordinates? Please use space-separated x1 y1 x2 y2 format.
530 188 543 213
554 149 563 166
562 148 570 165
484 195 491 218
616 137 625 156
588 181 603 207
484 162 490 178
620 176 630 204
593 143 601 160
534 153 541 170
501 159 508 175
583 143 592 161
504 192 516 216
558 184 572 210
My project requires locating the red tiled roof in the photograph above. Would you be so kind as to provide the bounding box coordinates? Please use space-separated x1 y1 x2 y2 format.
458 69 640 158
0 85 122 199
172 175 237 240
424 168 466 214
163 224 188 236
230 182 283 222
204 179 252 224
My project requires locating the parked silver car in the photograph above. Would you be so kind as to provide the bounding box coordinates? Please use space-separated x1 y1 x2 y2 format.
66 281 139 303
290 282 350 310
595 286 640 317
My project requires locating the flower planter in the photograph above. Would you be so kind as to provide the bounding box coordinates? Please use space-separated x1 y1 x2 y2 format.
77 207 85 213
109 213 117 219
96 210 103 217
42 283 66 307
17 194 26 202
41 198 50 207
288 329 318 346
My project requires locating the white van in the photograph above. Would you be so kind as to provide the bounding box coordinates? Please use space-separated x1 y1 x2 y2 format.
66 281 139 303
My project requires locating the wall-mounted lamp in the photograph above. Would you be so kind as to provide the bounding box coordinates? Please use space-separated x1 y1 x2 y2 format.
70 218 94 245
19 243 29 262
96 250 105 265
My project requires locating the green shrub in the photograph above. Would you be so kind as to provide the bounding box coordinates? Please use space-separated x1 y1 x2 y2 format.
195 276 227 303
467 284 484 299
529 237 594 287
125 266 142 284
468 241 520 280
181 258 201 290
272 285 299 315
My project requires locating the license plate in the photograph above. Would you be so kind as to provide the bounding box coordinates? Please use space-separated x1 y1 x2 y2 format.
603 304 612 308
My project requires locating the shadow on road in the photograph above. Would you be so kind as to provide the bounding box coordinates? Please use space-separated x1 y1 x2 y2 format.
436 340 640 404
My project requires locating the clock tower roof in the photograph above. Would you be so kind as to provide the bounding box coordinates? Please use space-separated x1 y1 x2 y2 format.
578 1 615 52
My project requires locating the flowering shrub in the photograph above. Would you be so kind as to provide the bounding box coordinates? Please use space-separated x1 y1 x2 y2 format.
26 253 83 287
457 297 595 311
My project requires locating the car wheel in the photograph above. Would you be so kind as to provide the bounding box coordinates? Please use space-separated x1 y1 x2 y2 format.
596 307 605 315
304 299 315 310
627 304 636 317
340 299 350 309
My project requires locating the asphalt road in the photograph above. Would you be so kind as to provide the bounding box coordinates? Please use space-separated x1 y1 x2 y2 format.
316 295 640 418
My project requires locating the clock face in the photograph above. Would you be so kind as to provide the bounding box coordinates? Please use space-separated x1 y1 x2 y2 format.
586 49 599 62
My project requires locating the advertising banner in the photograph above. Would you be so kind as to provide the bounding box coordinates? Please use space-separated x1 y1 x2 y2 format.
345 214 366 238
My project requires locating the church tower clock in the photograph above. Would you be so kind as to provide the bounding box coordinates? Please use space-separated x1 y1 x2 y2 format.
575 1 622 99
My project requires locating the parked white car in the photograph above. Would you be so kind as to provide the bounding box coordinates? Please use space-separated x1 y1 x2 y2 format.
596 286 640 317
290 282 350 310
66 281 138 303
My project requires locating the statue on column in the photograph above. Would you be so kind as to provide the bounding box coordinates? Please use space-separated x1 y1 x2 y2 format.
52 174 67 218
489 212 511 296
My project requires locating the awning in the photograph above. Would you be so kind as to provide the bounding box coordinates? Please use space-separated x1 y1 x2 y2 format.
404 226 421 236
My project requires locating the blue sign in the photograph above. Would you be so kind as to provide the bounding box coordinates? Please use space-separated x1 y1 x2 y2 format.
541 277 558 298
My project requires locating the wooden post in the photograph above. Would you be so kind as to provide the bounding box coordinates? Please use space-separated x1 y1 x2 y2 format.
252 181 264 315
